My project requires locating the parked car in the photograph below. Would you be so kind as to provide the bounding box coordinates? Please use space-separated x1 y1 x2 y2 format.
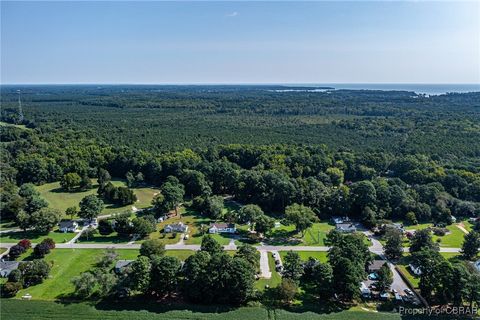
404 288 414 296
391 289 398 294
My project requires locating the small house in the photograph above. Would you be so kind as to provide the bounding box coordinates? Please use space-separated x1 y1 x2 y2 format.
473 260 480 272
114 260 133 274
409 263 422 275
0 261 20 277
360 282 371 298
335 223 356 233
208 223 236 234
368 260 386 275
164 222 188 233
331 216 350 224
58 220 79 233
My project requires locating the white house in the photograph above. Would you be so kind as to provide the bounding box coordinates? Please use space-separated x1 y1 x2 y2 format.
164 222 188 233
335 223 356 233
409 263 422 276
208 223 236 234
360 282 371 298
0 261 20 277
58 220 79 233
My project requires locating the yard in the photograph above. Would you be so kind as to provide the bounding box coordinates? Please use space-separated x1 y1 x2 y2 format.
8 248 196 300
267 222 334 246
402 223 467 248
35 179 159 217
279 251 329 262
0 228 77 244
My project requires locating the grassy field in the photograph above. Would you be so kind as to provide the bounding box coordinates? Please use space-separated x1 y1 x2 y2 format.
35 180 159 216
0 300 405 320
9 248 195 300
402 223 466 248
0 228 77 244
279 251 329 262
267 222 334 246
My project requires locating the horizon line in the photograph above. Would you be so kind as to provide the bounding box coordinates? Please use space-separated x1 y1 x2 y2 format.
1 82 479 86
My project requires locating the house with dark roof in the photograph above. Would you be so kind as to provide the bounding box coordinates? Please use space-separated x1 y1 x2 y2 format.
0 261 20 277
208 223 236 234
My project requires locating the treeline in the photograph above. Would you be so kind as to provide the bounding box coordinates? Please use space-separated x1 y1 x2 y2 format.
1 86 479 156
2 125 480 229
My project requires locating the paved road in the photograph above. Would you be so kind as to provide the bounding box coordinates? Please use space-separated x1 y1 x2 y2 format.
259 250 272 279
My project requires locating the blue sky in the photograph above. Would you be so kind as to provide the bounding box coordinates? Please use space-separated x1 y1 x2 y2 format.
1 1 479 84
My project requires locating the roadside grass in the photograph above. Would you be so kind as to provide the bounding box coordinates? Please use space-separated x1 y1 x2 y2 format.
0 219 17 230
0 228 77 244
0 299 404 320
35 180 159 217
279 251 329 262
76 231 130 244
10 248 195 300
256 254 281 290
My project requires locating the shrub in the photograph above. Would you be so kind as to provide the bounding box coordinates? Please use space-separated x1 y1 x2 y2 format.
432 227 447 237
17 239 32 250
98 219 114 235
33 242 51 258
1 282 22 298
8 245 26 260
7 269 22 283
41 238 56 249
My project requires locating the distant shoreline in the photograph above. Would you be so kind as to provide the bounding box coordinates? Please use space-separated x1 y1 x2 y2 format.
1 83 479 96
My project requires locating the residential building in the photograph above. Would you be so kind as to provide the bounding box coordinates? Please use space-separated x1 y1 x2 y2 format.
208 223 236 234
58 220 79 233
164 222 188 233
335 222 356 233
0 261 20 277
114 260 133 274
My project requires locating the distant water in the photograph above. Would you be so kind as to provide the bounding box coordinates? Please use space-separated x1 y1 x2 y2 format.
310 83 480 95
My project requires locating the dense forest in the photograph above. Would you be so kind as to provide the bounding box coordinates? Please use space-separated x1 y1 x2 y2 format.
1 85 479 226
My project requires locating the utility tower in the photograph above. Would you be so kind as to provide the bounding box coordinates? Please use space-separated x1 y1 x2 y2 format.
17 90 24 123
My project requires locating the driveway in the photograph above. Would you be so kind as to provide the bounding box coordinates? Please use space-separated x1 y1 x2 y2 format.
259 250 271 279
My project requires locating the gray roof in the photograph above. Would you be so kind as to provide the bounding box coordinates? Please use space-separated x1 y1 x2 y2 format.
336 223 356 229
369 260 386 271
115 260 133 270
59 220 77 228
0 261 19 271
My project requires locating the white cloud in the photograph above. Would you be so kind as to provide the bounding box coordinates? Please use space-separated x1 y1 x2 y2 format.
226 11 238 17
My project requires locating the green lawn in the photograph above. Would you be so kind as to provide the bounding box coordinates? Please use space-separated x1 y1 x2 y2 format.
0 228 77 244
279 251 329 262
403 223 466 248
35 180 159 217
432 225 466 248
0 300 404 320
267 222 333 246
0 219 17 231
76 231 130 244
10 248 195 300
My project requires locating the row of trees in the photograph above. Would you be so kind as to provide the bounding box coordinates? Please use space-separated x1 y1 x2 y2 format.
72 236 258 305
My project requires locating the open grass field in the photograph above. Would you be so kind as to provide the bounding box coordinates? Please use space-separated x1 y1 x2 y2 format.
0 228 77 244
0 300 405 320
35 180 159 217
267 222 333 246
279 251 329 263
432 225 466 248
8 248 196 300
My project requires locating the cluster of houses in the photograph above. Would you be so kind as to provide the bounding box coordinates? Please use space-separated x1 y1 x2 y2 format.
163 222 237 235
360 259 400 301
